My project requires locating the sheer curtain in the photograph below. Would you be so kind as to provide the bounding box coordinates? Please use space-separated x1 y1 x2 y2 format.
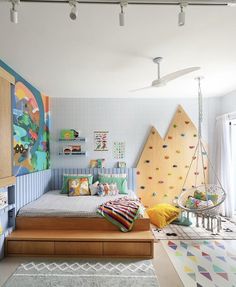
215 115 234 218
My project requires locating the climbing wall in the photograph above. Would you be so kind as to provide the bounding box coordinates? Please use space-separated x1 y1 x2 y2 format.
136 105 208 208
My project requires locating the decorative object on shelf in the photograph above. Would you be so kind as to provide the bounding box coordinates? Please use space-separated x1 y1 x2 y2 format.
113 141 125 159
117 161 126 168
63 145 81 155
177 78 226 230
94 131 108 151
0 189 8 208
60 129 79 140
136 105 207 208
89 159 105 168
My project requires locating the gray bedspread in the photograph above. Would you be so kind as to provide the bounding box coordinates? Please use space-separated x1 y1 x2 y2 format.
17 190 139 217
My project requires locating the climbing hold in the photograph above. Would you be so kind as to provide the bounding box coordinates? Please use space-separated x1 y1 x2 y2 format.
168 173 172 176
168 136 173 140
158 181 164 184
152 192 157 197
169 186 174 189
204 167 207 170
164 194 168 197
137 171 140 175
178 109 182 113
140 186 145 189
173 124 177 128
202 151 207 155
176 150 181 154
192 156 196 160
193 134 197 137
165 156 170 159
194 172 199 175
189 146 195 149
149 146 153 149
185 121 190 124
185 165 190 168
179 176 183 180
145 160 150 163
162 145 168 148
173 165 178 168
181 133 185 137
148 177 152 180
182 188 186 191
156 168 159 170
152 131 155 135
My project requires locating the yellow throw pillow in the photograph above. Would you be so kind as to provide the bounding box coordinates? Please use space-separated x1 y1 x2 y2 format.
68 177 90 196
147 203 180 228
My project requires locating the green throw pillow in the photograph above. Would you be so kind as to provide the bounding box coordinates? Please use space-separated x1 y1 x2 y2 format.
98 176 128 194
61 174 93 194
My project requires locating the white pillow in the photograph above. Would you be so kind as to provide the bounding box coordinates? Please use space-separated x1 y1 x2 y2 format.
98 173 127 179
89 181 99 196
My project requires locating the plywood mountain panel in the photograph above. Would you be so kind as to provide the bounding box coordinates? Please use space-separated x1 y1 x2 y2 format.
137 105 208 208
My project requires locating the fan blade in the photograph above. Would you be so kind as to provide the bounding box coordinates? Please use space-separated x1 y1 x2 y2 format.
129 86 154 92
156 67 200 85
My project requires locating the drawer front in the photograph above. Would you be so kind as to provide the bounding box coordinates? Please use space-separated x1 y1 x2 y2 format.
55 241 103 255
103 242 152 257
7 241 54 255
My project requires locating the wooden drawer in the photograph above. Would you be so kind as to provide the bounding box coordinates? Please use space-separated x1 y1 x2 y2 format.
103 242 152 257
7 241 54 255
55 241 103 255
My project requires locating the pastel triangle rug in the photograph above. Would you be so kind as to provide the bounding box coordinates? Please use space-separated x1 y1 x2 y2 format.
161 239 236 287
3 260 160 287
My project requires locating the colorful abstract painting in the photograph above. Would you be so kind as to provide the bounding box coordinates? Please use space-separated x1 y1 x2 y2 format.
0 59 50 175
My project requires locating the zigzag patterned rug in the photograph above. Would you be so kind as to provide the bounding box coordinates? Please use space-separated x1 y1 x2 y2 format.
3 260 159 287
162 240 236 287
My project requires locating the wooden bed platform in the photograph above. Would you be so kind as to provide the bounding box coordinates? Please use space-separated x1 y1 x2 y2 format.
6 213 154 259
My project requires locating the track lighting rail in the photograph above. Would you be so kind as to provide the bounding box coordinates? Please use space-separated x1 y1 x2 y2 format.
14 0 235 5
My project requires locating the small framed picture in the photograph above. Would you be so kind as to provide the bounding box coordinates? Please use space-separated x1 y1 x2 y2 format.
117 161 126 168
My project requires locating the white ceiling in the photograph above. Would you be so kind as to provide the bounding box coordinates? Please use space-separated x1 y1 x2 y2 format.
0 1 236 98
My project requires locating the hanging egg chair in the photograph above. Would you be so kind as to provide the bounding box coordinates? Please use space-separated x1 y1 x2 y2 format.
177 77 226 217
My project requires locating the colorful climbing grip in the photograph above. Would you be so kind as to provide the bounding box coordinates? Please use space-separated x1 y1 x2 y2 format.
140 186 145 189
185 121 190 124
137 171 140 175
152 131 155 135
179 176 183 180
173 165 178 168
148 177 152 180
149 146 153 149
152 192 157 197
168 136 173 140
181 133 185 137
193 134 197 137
189 146 195 149
165 156 169 159
194 172 199 175
162 145 168 148
158 181 164 184
156 168 159 170
169 186 174 189
168 173 172 176
173 124 177 128
145 160 150 163
192 156 196 160
176 150 181 154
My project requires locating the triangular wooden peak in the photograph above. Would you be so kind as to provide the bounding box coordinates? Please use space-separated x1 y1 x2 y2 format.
136 105 207 208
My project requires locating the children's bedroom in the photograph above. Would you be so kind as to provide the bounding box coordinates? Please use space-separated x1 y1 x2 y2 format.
0 0 236 286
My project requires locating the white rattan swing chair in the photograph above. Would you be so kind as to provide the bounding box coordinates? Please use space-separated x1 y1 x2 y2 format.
177 77 226 233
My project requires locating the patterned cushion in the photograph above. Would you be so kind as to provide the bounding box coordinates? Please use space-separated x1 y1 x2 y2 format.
68 177 90 196
61 174 93 194
98 175 128 194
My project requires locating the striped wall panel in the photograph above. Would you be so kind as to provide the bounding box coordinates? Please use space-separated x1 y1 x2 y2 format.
51 168 136 191
15 169 51 212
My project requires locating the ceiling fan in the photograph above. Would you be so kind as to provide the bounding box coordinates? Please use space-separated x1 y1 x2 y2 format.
131 57 200 92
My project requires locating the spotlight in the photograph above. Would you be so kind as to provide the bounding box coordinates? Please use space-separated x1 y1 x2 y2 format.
10 0 20 24
178 2 187 27
119 0 128 27
178 6 185 26
69 0 78 20
119 5 124 26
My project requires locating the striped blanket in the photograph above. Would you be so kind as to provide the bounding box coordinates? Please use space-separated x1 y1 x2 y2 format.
97 197 142 232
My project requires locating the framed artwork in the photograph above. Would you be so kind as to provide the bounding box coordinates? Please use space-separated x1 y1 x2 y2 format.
94 131 109 151
113 142 125 159
117 161 126 168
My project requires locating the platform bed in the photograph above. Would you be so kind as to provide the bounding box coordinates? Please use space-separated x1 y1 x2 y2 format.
6 168 154 258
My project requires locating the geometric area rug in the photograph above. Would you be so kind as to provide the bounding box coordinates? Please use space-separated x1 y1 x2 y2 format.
152 217 236 240
162 240 236 287
3 260 160 287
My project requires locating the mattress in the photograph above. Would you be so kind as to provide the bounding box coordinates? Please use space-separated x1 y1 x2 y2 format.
17 190 141 217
